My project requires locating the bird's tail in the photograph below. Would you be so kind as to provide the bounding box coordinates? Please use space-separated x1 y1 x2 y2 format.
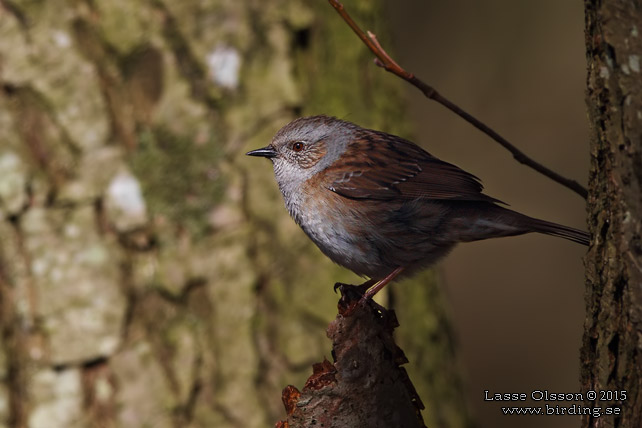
453 203 590 246
494 205 590 246
525 216 590 246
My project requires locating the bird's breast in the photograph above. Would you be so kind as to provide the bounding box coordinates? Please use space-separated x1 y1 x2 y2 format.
284 179 381 277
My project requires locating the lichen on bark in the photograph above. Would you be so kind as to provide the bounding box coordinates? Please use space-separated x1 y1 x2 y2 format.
0 0 467 426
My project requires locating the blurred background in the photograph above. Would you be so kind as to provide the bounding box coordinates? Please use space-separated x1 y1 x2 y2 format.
0 1 587 427
388 1 588 427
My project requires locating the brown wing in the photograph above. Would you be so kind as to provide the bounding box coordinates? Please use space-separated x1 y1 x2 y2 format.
326 129 503 203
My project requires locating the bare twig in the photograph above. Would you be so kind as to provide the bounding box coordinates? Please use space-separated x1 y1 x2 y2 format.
328 0 588 199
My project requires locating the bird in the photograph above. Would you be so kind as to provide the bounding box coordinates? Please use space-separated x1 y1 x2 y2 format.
246 115 589 300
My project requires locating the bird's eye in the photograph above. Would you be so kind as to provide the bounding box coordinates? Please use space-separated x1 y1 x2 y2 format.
292 141 305 152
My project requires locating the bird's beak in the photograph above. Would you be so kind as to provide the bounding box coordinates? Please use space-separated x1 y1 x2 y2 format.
246 146 277 158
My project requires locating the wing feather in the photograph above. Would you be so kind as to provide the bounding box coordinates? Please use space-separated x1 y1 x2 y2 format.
325 129 502 204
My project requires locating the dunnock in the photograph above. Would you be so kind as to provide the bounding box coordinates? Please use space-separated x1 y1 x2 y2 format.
247 115 589 299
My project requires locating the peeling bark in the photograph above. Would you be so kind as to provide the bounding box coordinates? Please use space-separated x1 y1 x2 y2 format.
276 289 426 428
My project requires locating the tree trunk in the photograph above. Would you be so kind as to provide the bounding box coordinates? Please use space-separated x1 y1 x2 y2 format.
582 1 642 427
0 1 468 427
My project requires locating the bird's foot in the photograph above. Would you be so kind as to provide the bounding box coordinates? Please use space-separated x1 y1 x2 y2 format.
336 268 406 316
333 279 376 295
335 279 380 317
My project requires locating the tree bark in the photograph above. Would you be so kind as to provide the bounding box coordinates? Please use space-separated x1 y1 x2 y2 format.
582 1 642 427
276 290 426 428
0 1 468 427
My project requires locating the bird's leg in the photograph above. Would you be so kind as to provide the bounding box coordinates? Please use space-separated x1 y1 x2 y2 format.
339 267 406 317
361 266 405 301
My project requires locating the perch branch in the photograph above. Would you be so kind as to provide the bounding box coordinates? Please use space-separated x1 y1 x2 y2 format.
328 0 588 199
275 287 426 428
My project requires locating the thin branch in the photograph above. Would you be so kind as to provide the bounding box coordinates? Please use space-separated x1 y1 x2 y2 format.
328 0 588 200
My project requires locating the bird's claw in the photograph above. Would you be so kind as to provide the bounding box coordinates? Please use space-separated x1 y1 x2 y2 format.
333 282 348 293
